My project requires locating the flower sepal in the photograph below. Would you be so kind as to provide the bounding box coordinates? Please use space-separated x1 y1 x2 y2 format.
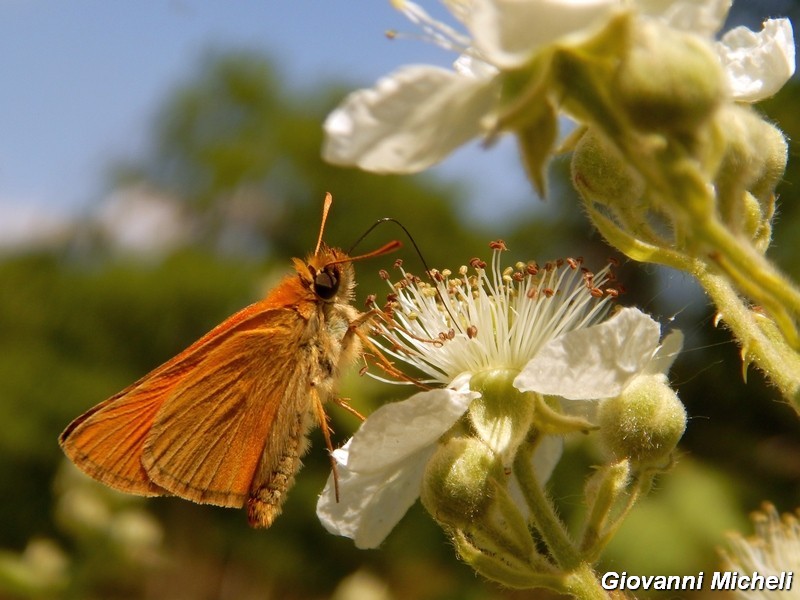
514 103 559 197
450 529 549 590
468 369 535 459
580 460 631 560
549 11 635 130
532 393 597 436
711 104 787 251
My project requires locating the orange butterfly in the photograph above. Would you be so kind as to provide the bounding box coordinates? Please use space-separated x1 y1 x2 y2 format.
59 194 399 528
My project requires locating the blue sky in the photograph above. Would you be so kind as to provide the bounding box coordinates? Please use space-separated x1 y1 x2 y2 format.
0 0 532 238
0 1 793 241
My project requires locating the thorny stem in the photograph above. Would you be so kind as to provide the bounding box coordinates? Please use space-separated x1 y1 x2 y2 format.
587 203 800 409
696 268 800 405
545 35 800 402
513 439 611 599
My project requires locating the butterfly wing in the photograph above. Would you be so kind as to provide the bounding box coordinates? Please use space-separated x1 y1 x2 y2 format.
140 309 313 510
59 388 170 496
59 298 298 497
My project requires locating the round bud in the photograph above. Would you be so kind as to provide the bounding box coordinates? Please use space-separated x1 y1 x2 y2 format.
614 21 724 134
598 374 686 467
420 437 503 529
571 127 645 208
712 105 787 243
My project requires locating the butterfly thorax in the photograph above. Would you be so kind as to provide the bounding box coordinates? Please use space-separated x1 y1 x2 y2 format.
246 246 362 527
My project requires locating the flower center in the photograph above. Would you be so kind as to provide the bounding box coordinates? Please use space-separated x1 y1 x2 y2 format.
368 242 620 385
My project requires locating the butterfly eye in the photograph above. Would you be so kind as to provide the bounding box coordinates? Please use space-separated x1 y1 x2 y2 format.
313 266 340 300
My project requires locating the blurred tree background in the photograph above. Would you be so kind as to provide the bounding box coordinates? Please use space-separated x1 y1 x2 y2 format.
1 39 799 600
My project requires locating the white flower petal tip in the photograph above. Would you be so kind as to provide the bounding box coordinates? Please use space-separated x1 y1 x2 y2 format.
346 387 475 472
316 381 476 549
317 441 436 549
717 18 795 102
469 0 618 69
650 0 732 37
322 65 497 173
514 307 662 400
646 329 684 375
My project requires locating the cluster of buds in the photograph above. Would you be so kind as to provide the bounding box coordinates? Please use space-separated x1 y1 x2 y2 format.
568 15 788 257
319 244 686 594
321 0 798 400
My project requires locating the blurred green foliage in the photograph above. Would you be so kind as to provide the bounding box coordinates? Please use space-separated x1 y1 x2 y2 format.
1 50 799 599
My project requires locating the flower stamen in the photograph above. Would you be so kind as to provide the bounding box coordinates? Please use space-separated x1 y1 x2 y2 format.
369 244 619 385
390 0 473 55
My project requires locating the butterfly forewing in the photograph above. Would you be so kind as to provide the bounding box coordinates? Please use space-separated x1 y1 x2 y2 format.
142 310 311 509
59 294 307 500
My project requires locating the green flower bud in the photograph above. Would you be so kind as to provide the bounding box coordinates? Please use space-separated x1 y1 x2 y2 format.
468 369 534 459
740 191 771 252
423 437 536 568
598 374 686 467
571 127 645 208
712 105 787 248
421 438 504 529
614 21 724 134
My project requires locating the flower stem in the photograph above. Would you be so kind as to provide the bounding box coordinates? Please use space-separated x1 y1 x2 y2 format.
514 441 579 568
580 461 631 560
563 563 613 600
585 470 656 562
586 202 800 407
695 267 800 408
513 444 611 599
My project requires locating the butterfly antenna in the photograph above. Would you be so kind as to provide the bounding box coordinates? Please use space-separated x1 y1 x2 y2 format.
315 192 334 256
348 218 434 276
349 218 459 330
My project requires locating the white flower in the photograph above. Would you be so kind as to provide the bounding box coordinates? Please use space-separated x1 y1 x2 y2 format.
721 503 800 600
317 249 681 548
323 0 795 173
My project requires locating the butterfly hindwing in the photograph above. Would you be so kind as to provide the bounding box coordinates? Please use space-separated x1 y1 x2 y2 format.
141 307 314 508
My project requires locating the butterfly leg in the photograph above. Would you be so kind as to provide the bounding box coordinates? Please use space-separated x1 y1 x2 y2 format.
308 387 341 503
353 327 431 389
332 397 366 421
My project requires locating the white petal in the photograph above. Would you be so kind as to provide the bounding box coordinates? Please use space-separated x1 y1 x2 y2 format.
638 0 731 37
453 54 499 79
468 0 618 69
645 329 683 375
717 18 795 102
531 434 564 483
514 307 661 400
322 65 498 172
316 441 435 549
348 384 476 472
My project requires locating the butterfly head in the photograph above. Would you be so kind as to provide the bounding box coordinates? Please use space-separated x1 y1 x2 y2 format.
294 244 355 304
